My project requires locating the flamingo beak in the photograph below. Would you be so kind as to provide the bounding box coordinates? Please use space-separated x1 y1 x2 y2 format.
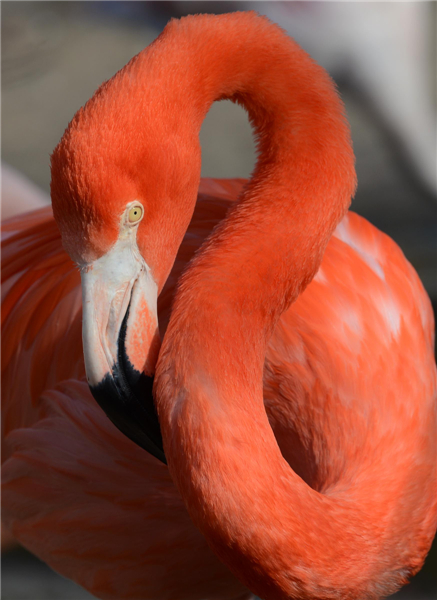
80 234 166 464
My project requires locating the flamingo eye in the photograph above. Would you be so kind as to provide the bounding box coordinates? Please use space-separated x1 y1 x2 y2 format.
128 204 143 224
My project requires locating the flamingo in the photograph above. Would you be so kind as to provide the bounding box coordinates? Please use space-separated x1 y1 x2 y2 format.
2 12 436 600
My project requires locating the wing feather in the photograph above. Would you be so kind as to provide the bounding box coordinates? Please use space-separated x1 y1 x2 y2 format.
2 381 248 600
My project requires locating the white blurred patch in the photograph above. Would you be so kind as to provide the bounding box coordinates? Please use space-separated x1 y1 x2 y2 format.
341 306 362 338
313 266 327 284
375 290 401 337
335 217 385 281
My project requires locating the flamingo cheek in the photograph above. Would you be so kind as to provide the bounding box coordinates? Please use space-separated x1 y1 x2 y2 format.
124 290 161 377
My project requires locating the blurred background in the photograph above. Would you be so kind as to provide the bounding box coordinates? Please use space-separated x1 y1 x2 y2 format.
1 1 436 599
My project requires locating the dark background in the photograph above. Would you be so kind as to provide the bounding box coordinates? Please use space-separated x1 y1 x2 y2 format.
2 2 436 599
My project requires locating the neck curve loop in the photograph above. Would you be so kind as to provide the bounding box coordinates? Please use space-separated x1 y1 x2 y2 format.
151 13 382 599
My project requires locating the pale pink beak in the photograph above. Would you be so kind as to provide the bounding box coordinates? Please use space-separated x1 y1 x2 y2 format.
80 229 165 464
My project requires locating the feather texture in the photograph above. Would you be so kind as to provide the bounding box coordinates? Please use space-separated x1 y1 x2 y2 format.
3 178 435 598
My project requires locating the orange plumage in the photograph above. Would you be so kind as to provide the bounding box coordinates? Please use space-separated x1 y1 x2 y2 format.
2 12 436 600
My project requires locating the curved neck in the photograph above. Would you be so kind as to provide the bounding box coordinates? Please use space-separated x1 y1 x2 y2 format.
153 13 380 599
151 12 355 314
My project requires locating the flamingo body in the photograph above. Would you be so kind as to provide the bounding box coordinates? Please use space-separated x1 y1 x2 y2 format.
2 12 436 600
2 180 436 599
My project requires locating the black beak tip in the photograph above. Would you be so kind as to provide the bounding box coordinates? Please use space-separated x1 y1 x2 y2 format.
88 297 167 465
89 371 167 465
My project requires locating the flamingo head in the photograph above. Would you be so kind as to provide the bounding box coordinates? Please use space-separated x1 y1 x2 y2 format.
50 90 202 464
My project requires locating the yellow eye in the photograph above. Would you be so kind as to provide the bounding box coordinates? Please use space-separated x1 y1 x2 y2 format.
128 205 143 223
